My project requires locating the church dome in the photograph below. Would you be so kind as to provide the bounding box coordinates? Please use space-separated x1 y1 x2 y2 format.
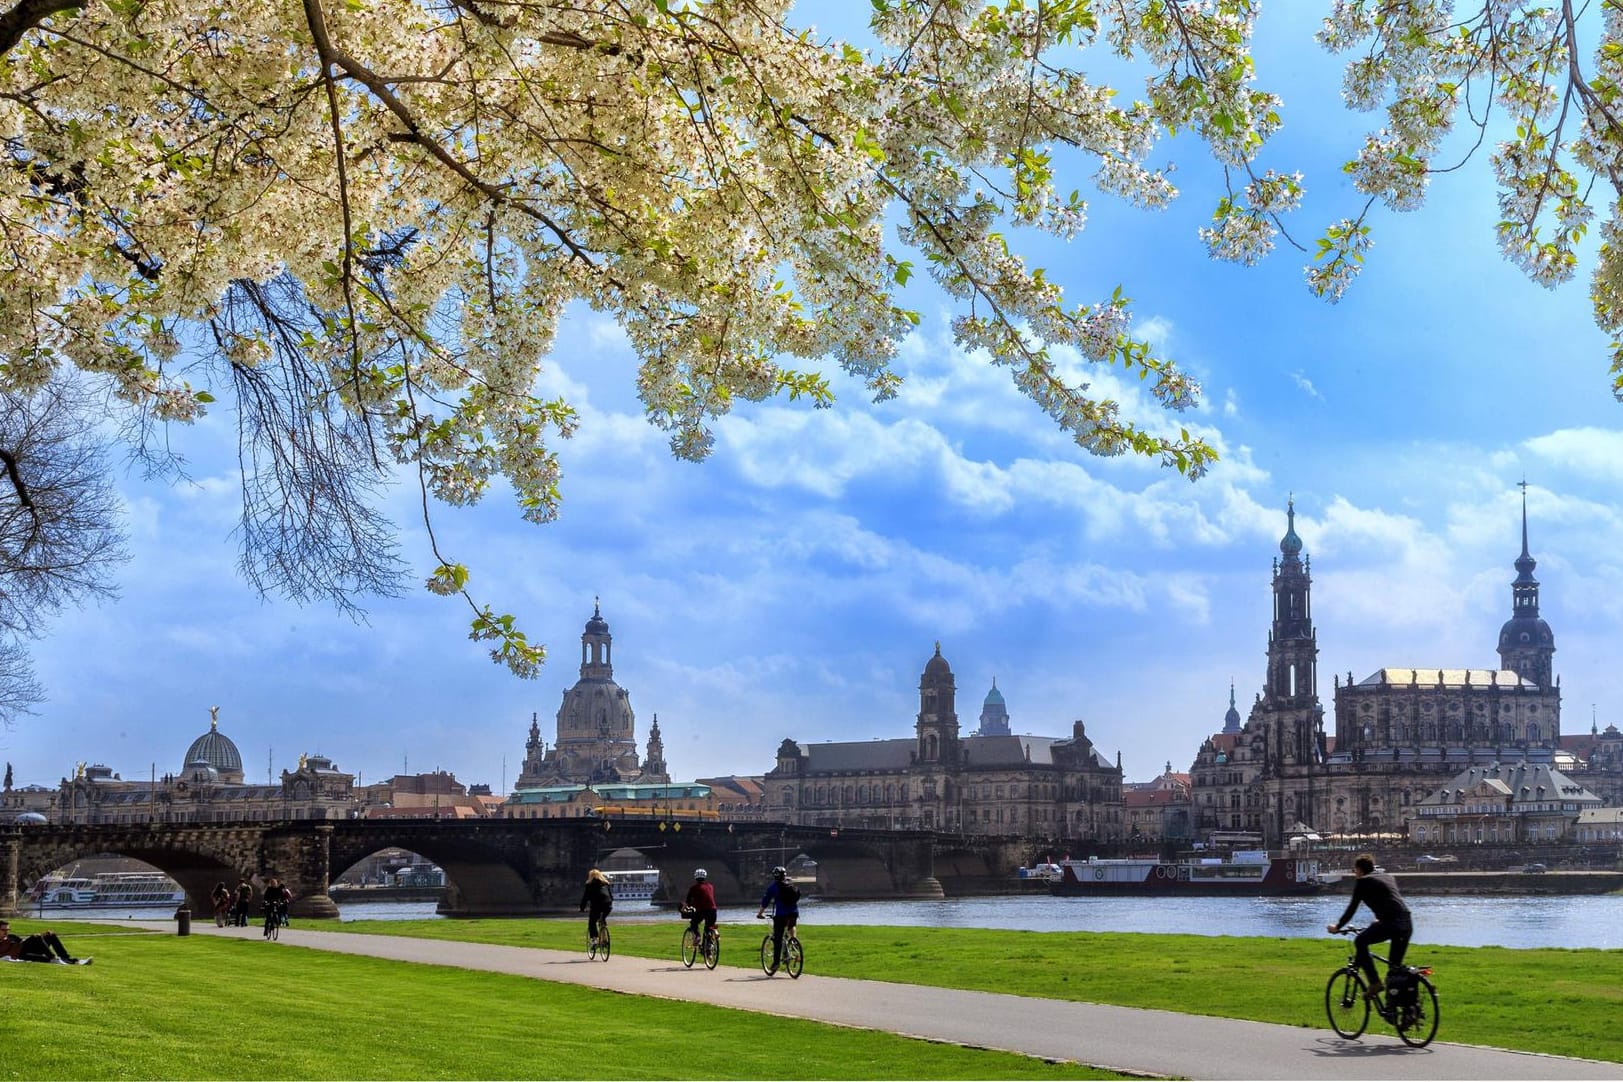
584 601 610 637
1498 614 1554 652
183 718 243 780
984 682 1005 707
924 642 952 676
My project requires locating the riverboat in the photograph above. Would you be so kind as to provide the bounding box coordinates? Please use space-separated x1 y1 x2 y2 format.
29 870 186 908
603 868 661 903
1048 851 1325 896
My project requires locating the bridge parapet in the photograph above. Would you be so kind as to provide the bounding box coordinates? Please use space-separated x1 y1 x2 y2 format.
3 818 1029 919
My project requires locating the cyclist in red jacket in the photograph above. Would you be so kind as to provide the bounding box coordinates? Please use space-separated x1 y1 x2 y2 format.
682 868 718 946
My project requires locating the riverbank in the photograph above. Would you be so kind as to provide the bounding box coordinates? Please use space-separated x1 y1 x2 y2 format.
1390 869 1623 894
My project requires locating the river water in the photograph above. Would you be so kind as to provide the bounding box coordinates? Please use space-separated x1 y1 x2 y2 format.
31 893 1623 950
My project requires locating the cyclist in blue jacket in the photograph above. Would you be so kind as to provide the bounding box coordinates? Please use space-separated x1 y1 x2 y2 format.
755 865 800 975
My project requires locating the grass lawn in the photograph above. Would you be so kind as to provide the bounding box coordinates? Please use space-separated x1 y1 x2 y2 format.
330 915 1623 1064
0 921 1129 1081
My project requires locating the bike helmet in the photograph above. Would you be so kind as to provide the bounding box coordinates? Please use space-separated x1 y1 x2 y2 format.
693 868 708 880
771 865 787 879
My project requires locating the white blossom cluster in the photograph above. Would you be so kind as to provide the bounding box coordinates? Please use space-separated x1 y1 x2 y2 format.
34 1 1623 671
1314 0 1623 393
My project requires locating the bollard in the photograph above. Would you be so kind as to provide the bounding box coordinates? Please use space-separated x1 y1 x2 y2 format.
175 907 191 936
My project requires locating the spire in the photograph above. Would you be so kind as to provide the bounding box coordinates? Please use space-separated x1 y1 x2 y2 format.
1279 495 1303 561
1515 479 1537 583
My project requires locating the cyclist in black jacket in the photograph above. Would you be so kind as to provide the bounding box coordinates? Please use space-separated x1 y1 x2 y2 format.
1327 852 1412 998
579 868 614 947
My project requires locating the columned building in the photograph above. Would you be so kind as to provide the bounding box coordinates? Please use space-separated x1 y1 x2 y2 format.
762 644 1123 842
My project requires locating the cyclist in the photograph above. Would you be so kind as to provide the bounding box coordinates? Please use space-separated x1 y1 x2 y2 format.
683 868 718 951
1327 852 1413 999
579 868 614 948
261 877 293 937
755 865 800 975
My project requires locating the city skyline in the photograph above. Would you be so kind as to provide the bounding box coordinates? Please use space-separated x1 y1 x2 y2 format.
6 5 1623 796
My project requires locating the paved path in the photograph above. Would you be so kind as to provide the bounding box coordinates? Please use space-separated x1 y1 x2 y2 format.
177 923 1615 1080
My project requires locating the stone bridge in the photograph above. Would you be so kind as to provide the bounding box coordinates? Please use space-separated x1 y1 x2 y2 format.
1 819 1033 919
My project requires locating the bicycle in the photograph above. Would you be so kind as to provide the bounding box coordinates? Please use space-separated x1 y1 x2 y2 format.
757 919 803 979
262 902 286 941
679 907 720 970
587 915 611 961
1325 926 1439 1047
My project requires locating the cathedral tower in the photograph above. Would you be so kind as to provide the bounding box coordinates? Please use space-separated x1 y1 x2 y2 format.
1497 483 1556 689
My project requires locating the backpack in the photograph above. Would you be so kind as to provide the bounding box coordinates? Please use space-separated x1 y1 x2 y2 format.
779 881 801 906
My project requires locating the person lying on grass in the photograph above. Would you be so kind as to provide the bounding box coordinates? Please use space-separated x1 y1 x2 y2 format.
0 919 92 965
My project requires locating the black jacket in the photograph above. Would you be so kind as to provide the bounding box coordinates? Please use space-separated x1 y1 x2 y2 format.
580 880 614 912
1337 872 1411 928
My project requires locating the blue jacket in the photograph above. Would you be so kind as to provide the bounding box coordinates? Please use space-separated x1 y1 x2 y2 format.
759 878 799 917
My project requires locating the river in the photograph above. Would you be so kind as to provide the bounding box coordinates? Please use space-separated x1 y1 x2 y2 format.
31 893 1623 950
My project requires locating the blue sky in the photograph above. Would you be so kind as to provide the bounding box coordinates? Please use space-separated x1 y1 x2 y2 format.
6 5 1623 796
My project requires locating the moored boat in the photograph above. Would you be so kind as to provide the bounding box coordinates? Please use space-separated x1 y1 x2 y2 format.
603 868 661 902
29 870 185 908
1049 850 1324 896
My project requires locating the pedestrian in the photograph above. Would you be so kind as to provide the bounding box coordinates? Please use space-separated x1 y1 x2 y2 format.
232 876 254 927
210 882 232 927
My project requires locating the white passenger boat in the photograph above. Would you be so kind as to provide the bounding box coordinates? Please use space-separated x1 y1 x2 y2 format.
30 870 185 908
603 868 661 902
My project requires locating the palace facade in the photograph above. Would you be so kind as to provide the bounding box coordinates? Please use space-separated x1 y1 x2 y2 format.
760 644 1124 842
51 711 358 825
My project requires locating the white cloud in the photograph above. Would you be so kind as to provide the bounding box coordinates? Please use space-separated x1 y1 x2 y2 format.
1289 370 1324 400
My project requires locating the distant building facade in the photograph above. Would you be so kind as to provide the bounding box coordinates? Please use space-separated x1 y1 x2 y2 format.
51 711 357 825
761 645 1124 842
514 602 671 789
1123 764 1192 845
356 771 501 818
503 781 715 820
1409 762 1601 845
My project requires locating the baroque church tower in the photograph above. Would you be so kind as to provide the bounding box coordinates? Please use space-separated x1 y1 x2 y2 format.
512 600 669 789
1258 499 1324 769
1497 483 1556 689
915 643 960 765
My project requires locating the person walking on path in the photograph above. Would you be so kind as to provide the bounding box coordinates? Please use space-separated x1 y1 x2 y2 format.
579 869 613 948
232 877 254 928
210 882 233 927
755 865 800 975
1327 851 1413 998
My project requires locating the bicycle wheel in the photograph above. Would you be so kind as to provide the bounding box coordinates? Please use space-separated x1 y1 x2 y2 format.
681 927 698 968
599 928 611 961
1396 976 1440 1048
785 935 803 979
760 934 775 975
1325 968 1369 1039
703 931 720 970
588 932 599 961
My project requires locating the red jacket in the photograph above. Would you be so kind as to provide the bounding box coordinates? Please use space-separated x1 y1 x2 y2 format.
684 880 716 911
